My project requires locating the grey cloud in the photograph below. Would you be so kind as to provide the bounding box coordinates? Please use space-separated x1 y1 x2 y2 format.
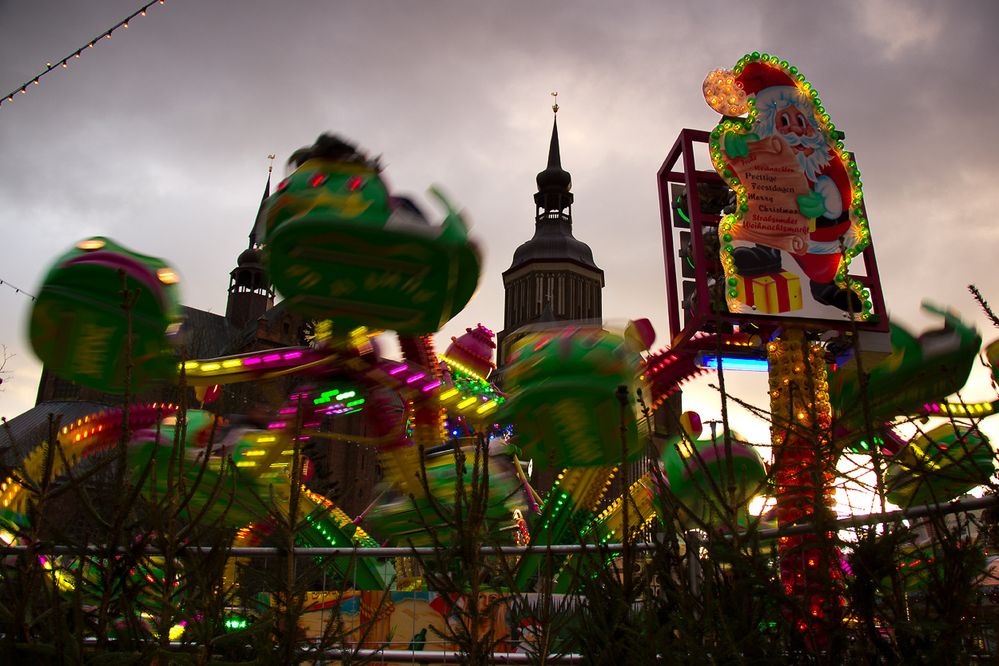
2 1 999 441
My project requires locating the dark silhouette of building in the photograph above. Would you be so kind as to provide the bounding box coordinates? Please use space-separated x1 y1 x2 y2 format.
496 109 604 367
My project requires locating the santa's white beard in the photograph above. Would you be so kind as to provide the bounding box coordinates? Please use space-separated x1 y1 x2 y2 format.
781 131 832 183
754 90 833 183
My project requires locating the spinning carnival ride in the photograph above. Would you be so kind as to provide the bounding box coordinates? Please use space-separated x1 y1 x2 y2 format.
6 130 999 635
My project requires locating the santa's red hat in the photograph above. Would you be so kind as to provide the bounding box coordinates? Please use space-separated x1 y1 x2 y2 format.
735 61 796 97
735 61 803 113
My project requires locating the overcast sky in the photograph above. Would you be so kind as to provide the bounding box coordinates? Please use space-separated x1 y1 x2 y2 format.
3 0 999 459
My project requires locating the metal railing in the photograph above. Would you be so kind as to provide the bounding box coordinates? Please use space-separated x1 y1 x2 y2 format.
3 494 997 663
2 493 994 557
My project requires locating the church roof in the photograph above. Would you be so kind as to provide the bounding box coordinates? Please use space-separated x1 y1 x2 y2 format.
0 303 290 466
508 221 600 271
225 299 299 351
237 246 265 269
0 400 110 465
178 306 236 359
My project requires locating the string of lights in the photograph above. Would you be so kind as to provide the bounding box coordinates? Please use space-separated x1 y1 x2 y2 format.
0 0 167 109
0 278 36 301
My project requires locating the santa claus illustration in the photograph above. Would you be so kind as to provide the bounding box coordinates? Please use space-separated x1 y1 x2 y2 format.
714 62 861 312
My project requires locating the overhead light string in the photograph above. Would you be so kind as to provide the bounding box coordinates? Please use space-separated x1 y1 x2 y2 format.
0 0 167 109
0 278 36 302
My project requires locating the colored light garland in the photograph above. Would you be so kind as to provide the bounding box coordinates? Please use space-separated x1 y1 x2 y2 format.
440 353 491 384
921 400 995 417
1 0 167 109
768 331 841 632
180 349 305 377
2 402 178 512
0 277 36 301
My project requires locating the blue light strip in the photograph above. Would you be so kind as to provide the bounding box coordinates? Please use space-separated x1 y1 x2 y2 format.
698 355 770 372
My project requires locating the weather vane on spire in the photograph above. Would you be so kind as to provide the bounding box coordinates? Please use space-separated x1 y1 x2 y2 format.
551 91 559 114
267 153 276 174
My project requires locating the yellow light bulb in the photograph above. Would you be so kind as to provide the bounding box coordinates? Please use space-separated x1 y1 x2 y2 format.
76 238 106 251
156 267 179 284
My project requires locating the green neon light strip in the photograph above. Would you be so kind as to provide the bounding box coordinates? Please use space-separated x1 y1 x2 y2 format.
675 195 690 224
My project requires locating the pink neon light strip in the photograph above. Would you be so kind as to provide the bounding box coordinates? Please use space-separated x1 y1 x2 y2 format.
406 373 425 384
243 357 262 366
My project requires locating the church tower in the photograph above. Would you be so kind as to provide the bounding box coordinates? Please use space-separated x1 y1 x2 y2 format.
225 170 275 328
497 104 604 365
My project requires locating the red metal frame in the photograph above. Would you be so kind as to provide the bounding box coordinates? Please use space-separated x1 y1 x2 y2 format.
657 129 889 347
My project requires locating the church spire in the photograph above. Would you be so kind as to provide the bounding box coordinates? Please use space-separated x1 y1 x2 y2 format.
227 161 276 328
534 94 573 222
248 154 275 249
546 93 563 171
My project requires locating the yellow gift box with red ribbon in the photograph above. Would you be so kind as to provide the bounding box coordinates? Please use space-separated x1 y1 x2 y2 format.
736 271 803 314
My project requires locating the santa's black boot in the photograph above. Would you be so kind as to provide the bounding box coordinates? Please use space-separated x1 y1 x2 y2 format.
732 245 782 276
810 280 862 313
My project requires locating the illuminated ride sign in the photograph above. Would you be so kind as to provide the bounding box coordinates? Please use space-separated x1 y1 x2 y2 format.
706 54 873 321
657 53 887 346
